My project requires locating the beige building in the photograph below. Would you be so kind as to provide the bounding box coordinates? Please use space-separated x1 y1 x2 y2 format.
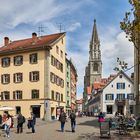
0 32 66 120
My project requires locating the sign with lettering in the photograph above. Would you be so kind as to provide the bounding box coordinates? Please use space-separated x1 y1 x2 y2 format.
100 121 110 137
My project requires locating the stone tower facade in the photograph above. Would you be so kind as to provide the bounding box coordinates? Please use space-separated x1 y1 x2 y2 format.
84 19 102 88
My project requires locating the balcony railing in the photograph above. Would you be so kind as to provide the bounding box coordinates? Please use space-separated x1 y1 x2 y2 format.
115 98 126 105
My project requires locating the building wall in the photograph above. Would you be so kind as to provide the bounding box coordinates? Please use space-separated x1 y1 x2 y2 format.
0 35 66 121
102 74 134 117
65 59 71 115
0 50 46 118
48 36 66 120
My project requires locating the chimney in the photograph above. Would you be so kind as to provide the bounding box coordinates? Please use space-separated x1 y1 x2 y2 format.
32 32 37 43
4 37 9 46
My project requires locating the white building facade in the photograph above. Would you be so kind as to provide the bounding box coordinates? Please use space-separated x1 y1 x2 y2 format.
101 71 135 117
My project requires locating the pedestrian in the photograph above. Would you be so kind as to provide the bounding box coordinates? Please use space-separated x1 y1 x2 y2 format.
69 110 76 132
59 109 67 132
17 112 25 133
2 113 12 137
98 112 105 122
30 112 36 133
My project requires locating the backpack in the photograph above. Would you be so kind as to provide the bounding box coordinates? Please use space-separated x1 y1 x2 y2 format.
70 113 76 120
22 116 26 123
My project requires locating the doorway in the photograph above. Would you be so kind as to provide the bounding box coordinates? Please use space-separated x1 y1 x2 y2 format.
117 106 124 115
16 106 21 114
31 105 41 118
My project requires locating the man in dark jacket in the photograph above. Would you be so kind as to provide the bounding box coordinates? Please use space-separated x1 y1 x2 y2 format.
30 112 36 133
17 112 25 133
69 110 76 132
59 109 66 132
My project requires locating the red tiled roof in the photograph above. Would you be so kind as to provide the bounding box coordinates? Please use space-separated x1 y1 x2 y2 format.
0 32 65 54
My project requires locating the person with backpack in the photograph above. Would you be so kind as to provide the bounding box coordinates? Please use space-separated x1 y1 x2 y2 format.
17 112 25 133
69 110 76 132
59 109 67 132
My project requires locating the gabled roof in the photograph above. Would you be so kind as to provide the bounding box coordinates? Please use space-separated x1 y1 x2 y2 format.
0 32 65 55
102 70 133 90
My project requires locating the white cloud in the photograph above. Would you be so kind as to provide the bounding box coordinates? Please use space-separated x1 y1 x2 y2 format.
67 22 81 32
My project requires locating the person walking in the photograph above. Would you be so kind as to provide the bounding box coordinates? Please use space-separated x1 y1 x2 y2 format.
17 112 25 133
59 109 67 132
30 112 36 133
98 112 105 122
69 110 76 132
2 113 12 137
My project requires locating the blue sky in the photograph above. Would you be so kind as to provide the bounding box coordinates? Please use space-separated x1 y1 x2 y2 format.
0 0 134 99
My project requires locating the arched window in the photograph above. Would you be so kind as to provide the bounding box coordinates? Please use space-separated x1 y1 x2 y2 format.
94 63 98 71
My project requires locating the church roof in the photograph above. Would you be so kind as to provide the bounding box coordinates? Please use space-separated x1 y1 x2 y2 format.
86 85 93 95
90 19 99 45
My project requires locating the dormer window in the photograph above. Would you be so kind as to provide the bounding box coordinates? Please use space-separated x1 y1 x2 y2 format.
119 75 122 78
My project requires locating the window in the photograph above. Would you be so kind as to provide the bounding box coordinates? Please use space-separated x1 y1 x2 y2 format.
116 83 125 89
56 46 59 54
116 94 125 100
51 90 54 100
67 101 70 106
14 73 23 83
60 63 63 72
13 90 22 99
1 74 10 84
56 92 60 101
127 93 134 100
94 63 98 71
1 57 10 67
67 82 69 88
60 50 63 58
50 72 55 83
106 105 113 114
67 72 69 78
56 60 60 69
1 91 10 100
111 85 113 87
29 71 39 82
56 76 59 85
51 56 55 66
105 94 114 100
67 91 70 97
119 75 122 78
31 90 39 99
30 53 38 64
61 94 63 102
14 56 23 65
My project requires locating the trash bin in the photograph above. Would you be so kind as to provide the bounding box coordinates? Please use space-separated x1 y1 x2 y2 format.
51 116 55 120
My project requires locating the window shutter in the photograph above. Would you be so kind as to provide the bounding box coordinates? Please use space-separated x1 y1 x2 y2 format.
29 72 31 81
37 71 39 80
1 75 3 83
13 74 15 83
117 83 118 89
8 74 10 83
105 94 107 100
123 83 125 89
13 92 15 99
21 73 23 82
112 94 114 100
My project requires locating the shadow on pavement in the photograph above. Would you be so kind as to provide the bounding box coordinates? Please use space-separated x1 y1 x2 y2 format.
26 132 33 134
65 130 72 133
56 129 62 132
78 118 99 128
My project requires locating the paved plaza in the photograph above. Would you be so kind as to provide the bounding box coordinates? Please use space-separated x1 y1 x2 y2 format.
0 117 140 140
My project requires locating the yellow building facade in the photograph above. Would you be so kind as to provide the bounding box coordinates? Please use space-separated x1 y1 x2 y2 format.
0 32 66 120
